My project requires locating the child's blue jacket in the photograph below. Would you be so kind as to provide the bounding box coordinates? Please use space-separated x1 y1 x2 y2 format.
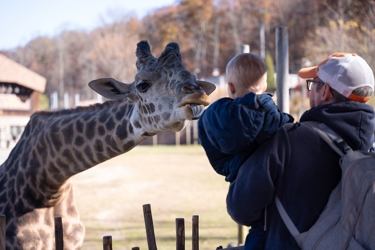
198 92 294 182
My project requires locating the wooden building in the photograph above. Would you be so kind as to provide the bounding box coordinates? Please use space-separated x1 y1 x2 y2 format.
0 53 46 149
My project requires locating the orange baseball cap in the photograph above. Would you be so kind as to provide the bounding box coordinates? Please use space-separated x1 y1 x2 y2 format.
298 53 374 102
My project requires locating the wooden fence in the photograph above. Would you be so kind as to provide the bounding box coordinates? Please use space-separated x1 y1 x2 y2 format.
0 204 243 250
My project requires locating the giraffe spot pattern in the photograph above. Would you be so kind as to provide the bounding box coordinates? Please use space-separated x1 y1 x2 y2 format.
36 143 47 165
111 105 119 114
56 156 69 171
82 113 91 121
128 123 134 135
46 136 56 159
115 107 126 121
0 192 5 204
67 205 78 218
126 105 133 116
62 149 75 176
169 79 176 86
106 117 116 131
134 120 142 129
96 152 107 163
41 169 59 195
106 147 118 158
98 125 105 136
49 163 62 181
104 135 118 152
62 123 74 145
84 146 95 164
39 169 48 190
55 158 70 183
116 120 128 140
98 110 111 123
142 106 148 114
94 139 104 153
26 157 40 179
20 229 39 243
122 140 135 151
8 163 17 177
85 119 97 141
64 223 84 245
162 112 171 121
16 174 25 189
148 103 156 113
73 150 89 168
44 214 52 227
50 122 63 152
37 229 50 243
76 120 84 133
75 136 85 147
21 185 38 211
168 102 174 110
7 178 15 201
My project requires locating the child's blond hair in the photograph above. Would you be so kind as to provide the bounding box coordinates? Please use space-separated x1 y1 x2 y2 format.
226 53 267 94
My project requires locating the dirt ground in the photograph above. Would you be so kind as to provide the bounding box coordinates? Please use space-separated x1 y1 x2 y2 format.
71 145 240 250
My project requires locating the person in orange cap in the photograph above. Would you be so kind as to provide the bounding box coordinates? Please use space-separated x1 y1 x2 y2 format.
226 53 374 250
299 52 373 104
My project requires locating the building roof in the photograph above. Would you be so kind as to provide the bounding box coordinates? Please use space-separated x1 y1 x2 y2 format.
0 53 46 93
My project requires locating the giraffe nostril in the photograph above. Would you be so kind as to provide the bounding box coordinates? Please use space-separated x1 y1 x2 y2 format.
182 84 197 93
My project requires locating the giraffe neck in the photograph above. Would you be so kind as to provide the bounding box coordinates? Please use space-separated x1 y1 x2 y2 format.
17 100 154 196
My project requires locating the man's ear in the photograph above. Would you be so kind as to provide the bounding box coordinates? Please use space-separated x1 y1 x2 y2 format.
321 83 333 102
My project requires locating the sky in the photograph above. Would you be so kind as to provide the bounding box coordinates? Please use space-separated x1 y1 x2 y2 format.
0 0 176 50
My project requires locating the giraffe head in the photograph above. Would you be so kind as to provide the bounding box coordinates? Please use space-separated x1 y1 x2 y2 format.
89 40 215 132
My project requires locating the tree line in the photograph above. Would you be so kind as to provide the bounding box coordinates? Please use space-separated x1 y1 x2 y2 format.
1 0 374 107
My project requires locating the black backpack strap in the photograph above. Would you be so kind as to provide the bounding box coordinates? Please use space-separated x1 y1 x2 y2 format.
303 121 352 156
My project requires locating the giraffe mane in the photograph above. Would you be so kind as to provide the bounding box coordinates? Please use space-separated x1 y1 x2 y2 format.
34 99 126 117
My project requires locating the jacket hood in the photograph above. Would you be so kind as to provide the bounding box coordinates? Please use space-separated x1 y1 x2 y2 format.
300 102 375 151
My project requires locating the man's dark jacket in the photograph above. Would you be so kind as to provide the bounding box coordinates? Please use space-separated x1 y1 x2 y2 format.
226 101 375 249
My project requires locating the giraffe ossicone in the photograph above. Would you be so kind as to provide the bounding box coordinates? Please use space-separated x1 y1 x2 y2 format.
0 40 215 249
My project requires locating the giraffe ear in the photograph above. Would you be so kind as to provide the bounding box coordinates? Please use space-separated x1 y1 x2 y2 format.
197 80 216 96
88 78 134 100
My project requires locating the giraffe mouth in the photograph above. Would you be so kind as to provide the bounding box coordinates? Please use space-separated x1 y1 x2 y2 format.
189 104 205 119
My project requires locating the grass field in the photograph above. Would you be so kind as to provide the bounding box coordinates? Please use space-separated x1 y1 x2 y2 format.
71 145 240 250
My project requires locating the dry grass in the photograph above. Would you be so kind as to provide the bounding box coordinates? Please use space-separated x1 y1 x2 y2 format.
71 145 239 250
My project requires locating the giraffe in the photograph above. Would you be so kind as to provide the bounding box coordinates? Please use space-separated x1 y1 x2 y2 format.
0 40 216 249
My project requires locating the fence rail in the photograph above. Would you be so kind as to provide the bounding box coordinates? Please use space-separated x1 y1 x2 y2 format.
0 205 243 250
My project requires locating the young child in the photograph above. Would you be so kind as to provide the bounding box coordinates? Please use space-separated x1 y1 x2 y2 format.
198 53 294 182
199 53 294 250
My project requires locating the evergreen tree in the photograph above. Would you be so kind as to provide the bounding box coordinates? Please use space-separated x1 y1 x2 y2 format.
265 51 276 90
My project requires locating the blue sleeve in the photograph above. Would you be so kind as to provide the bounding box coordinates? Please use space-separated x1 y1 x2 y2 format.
255 94 294 144
198 114 233 178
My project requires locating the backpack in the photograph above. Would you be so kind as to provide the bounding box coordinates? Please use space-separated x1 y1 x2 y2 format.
275 121 375 250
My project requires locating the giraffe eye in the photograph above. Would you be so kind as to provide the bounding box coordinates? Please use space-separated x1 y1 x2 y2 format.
137 82 151 92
